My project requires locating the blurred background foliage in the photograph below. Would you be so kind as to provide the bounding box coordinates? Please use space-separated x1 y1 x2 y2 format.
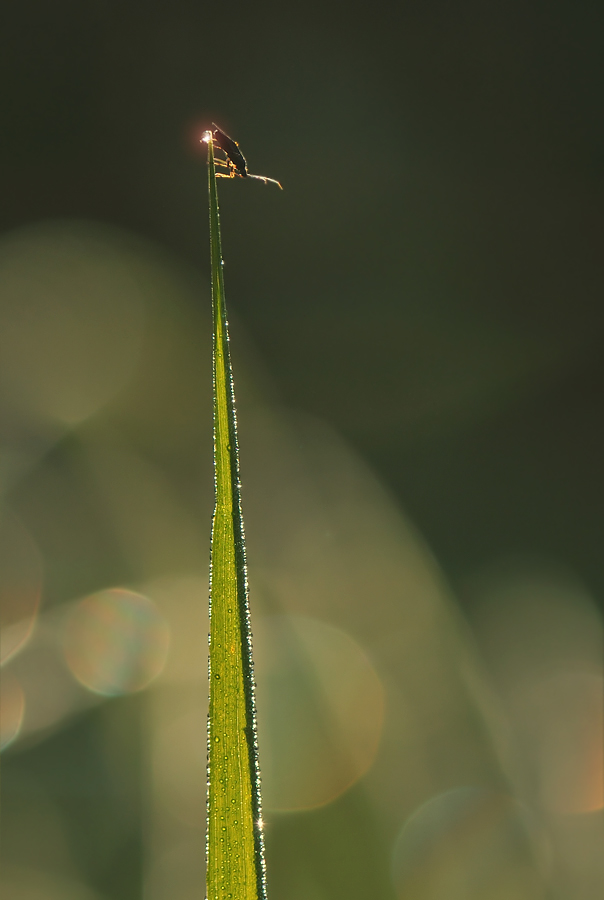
1 1 603 899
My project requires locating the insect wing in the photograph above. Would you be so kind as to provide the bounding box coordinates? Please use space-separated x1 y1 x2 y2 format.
212 124 248 175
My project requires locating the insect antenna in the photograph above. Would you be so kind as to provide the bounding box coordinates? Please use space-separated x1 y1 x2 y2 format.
246 173 283 190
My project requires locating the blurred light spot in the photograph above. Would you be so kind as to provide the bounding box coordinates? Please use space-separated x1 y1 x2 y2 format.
254 615 384 811
0 511 43 664
0 673 25 750
392 787 546 900
63 589 169 696
524 672 604 815
0 221 145 425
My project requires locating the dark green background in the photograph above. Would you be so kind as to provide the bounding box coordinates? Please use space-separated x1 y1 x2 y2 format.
3 0 603 591
2 2 603 898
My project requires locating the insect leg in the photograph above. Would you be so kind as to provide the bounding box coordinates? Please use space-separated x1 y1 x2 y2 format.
214 157 239 179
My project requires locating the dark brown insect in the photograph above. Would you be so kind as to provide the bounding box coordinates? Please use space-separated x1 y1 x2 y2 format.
207 123 282 189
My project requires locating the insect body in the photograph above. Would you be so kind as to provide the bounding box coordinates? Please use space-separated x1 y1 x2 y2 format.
208 123 282 189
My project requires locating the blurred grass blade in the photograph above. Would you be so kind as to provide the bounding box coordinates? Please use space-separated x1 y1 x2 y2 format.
206 135 267 900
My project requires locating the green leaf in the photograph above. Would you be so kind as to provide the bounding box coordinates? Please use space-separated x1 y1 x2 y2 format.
206 136 267 900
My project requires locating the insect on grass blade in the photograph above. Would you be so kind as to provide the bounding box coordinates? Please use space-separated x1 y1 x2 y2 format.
204 131 267 900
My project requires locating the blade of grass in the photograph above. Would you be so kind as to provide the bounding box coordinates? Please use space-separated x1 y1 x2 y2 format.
206 135 267 900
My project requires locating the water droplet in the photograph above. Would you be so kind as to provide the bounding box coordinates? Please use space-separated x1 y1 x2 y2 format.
214 672 221 680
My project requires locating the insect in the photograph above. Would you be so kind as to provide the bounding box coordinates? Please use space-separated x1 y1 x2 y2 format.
203 123 283 189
